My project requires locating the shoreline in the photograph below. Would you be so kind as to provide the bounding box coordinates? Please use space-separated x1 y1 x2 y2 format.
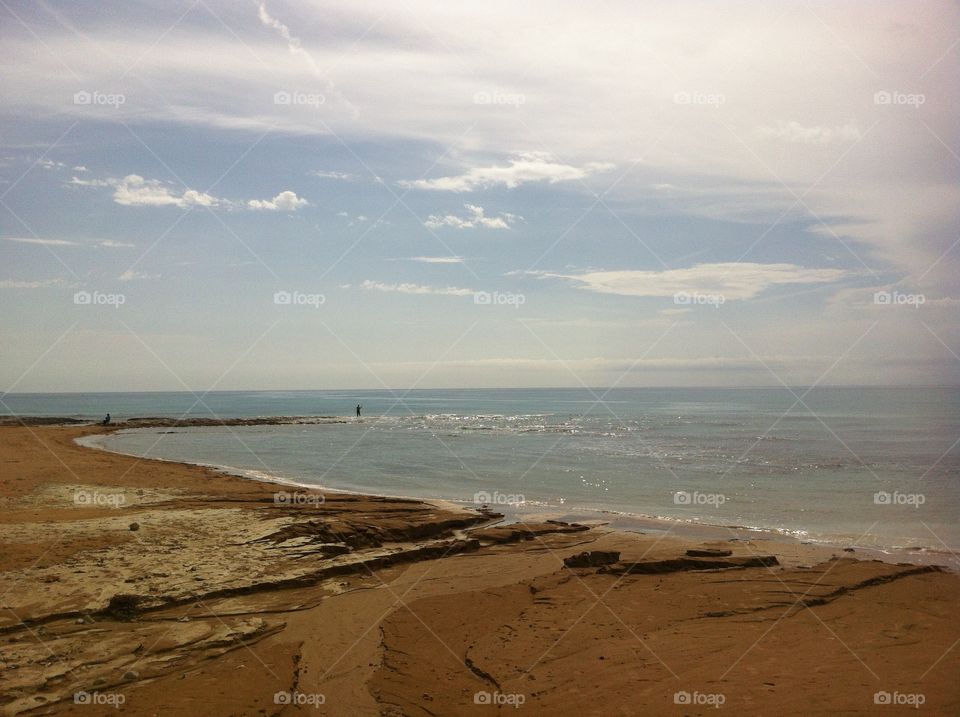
1 423 958 715
78 420 956 569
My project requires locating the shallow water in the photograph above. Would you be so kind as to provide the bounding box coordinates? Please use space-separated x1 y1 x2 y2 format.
31 386 955 552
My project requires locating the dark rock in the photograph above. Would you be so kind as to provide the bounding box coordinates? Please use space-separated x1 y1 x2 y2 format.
686 548 733 558
103 594 142 621
563 551 621 568
316 543 350 557
601 555 780 575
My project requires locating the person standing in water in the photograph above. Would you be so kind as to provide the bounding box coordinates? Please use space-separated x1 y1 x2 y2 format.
356 404 362 417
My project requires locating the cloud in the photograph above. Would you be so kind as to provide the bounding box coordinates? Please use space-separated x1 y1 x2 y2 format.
425 204 519 229
4 236 77 246
400 152 613 192
757 121 862 144
71 173 308 212
358 279 474 296
310 170 353 180
247 190 309 211
0 278 68 288
362 355 833 374
533 262 849 301
68 176 112 187
72 165 88 172
118 269 159 281
408 256 464 264
112 175 221 208
3 236 137 249
8 5 953 275
257 2 322 76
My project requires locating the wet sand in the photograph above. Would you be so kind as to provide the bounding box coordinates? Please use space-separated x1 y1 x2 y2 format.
0 423 957 715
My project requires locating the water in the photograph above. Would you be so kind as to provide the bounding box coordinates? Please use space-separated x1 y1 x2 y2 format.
6 387 958 552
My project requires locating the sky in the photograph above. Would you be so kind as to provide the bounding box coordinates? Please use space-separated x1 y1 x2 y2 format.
1 0 958 391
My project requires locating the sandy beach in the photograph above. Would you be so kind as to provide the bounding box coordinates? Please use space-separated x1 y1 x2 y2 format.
1 422 958 716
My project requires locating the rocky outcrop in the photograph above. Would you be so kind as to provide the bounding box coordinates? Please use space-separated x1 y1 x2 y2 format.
563 550 621 568
600 555 780 575
686 547 733 557
472 521 589 545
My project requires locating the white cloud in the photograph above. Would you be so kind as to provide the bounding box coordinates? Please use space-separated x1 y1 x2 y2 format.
401 152 613 192
4 236 135 249
0 278 68 288
68 176 111 187
408 256 464 264
4 236 77 246
425 204 519 230
534 262 849 301
9 5 953 276
72 165 88 172
72 173 309 213
247 190 308 211
757 121 862 144
310 170 353 180
358 279 474 296
257 2 322 77
118 269 159 281
112 175 221 208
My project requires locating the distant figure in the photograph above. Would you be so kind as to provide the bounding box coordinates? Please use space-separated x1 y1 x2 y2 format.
356 404 362 417
102 413 111 425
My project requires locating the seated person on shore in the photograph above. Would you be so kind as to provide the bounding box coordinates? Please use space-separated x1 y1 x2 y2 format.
102 413 111 425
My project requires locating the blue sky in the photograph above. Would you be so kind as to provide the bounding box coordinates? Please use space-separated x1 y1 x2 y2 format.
1 0 958 391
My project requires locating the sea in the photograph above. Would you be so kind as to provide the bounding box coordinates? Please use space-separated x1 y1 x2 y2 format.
4 387 958 555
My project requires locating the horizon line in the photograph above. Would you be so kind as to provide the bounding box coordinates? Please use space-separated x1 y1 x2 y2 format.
3 384 959 396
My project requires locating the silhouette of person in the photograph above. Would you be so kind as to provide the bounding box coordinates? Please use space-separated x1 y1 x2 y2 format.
356 404 362 417
103 413 111 425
